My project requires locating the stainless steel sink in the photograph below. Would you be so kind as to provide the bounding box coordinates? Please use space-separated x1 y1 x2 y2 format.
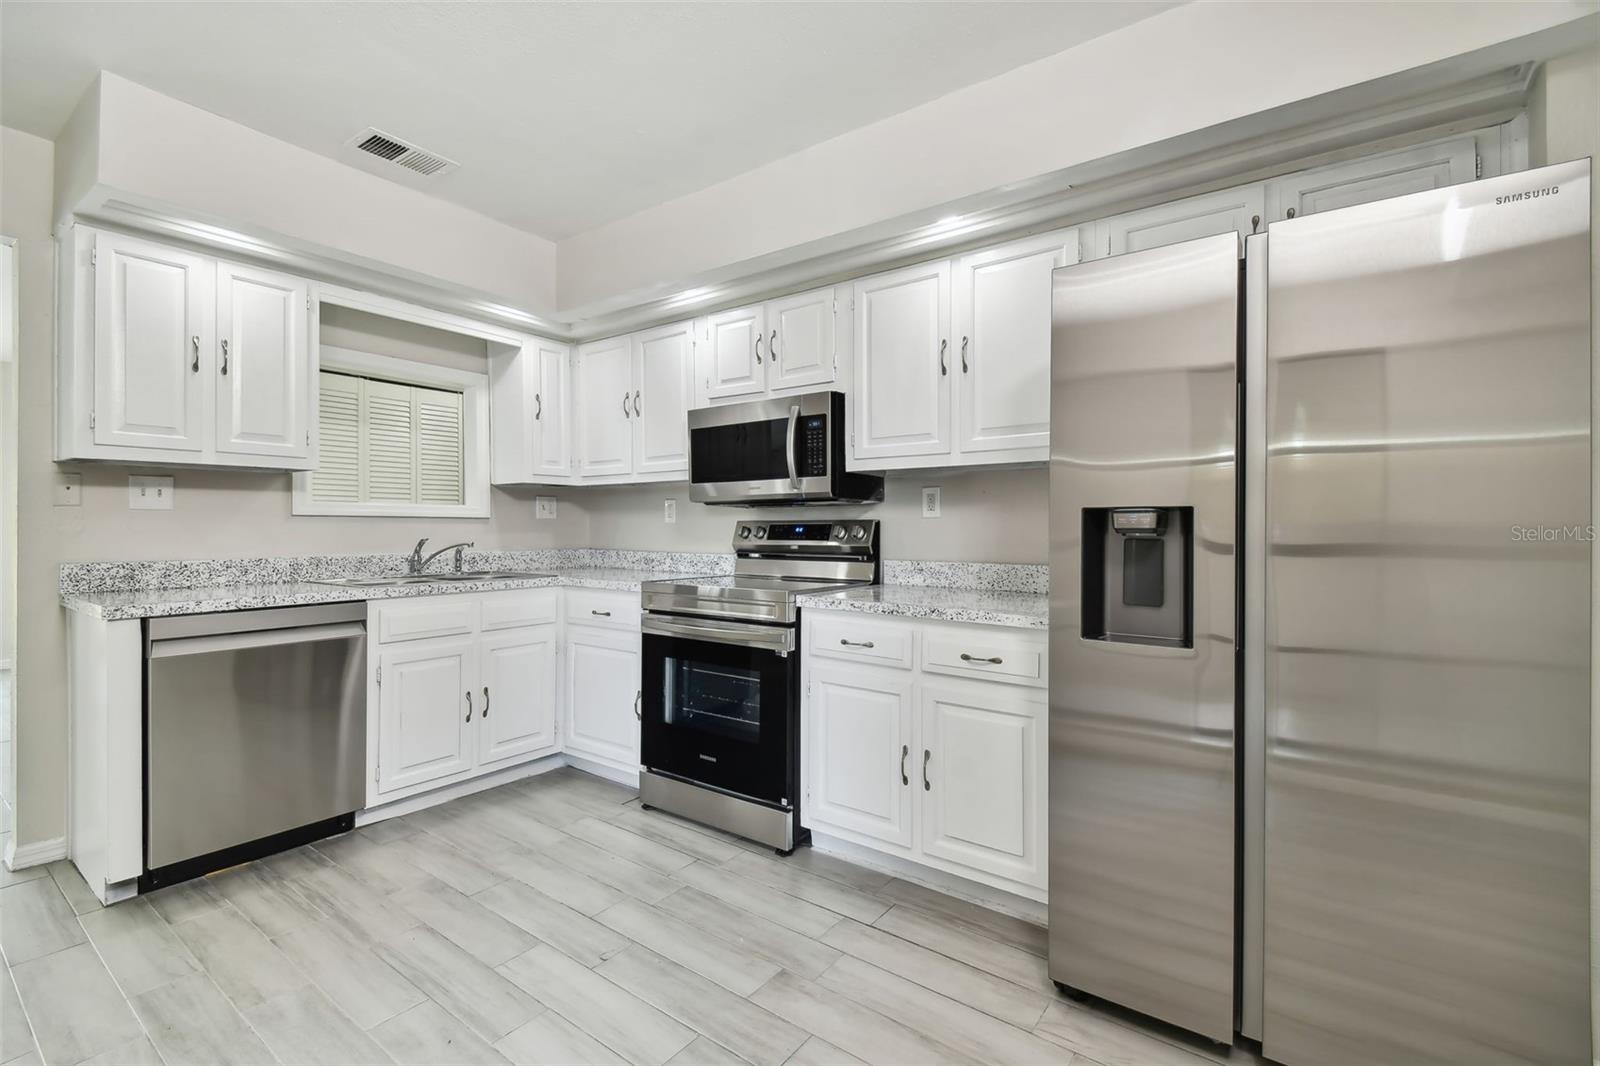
309 571 553 588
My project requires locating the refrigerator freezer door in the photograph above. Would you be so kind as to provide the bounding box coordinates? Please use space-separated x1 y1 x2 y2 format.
1048 232 1240 1043
1263 159 1591 1065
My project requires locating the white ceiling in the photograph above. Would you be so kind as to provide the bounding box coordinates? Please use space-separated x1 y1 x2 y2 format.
1 1 1177 240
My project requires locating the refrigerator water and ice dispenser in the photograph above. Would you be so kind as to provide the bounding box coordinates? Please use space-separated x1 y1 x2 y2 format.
1081 506 1192 648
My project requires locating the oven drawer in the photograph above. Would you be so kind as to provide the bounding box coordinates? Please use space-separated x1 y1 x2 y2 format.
566 589 641 630
922 627 1046 688
809 614 914 669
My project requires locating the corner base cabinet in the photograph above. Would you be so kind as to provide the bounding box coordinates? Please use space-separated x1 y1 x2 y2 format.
562 591 643 773
801 612 1048 900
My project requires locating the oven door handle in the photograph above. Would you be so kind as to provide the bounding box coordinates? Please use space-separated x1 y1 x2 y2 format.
642 613 795 655
784 404 801 490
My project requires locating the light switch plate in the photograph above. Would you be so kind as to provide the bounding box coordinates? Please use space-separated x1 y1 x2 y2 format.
129 475 174 510
921 486 941 518
54 472 82 507
535 496 557 519
664 499 677 524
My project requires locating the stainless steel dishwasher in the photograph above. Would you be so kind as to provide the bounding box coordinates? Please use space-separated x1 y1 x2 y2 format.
143 602 367 889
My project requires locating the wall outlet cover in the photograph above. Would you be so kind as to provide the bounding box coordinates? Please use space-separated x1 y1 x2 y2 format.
535 496 558 519
921 486 941 518
129 475 174 510
664 499 677 524
54 472 82 507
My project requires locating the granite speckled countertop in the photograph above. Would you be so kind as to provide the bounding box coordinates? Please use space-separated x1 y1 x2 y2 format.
795 584 1047 630
61 568 680 621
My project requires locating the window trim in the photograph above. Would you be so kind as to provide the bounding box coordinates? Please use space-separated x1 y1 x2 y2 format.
292 346 491 518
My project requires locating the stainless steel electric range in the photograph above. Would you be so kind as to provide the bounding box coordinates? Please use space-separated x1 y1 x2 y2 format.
638 519 880 853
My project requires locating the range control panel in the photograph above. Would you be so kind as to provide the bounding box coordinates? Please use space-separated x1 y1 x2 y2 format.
734 519 878 549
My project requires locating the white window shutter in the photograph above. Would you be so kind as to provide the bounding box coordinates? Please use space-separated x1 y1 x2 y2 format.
414 384 464 505
364 378 416 502
311 372 361 502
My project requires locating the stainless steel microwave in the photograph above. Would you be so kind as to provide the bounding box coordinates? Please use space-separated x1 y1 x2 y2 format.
687 392 883 505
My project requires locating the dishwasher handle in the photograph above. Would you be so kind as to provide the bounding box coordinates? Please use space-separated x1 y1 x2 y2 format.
147 622 367 660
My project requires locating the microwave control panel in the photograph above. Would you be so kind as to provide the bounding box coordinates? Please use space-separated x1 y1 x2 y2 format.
797 415 828 477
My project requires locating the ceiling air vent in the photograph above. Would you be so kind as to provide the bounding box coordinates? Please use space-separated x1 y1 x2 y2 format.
345 127 458 178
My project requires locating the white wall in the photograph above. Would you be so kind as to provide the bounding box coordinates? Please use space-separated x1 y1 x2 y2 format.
556 1 1594 315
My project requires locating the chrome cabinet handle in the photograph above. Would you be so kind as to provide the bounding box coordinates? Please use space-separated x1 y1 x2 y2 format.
591 609 611 617
939 338 948 376
900 744 909 786
622 392 631 418
634 691 641 721
922 749 931 791
769 329 777 363
465 691 473 722
754 333 763 365
959 653 1003 665
633 390 641 417
220 338 229 376
191 335 200 373
534 392 542 420
839 638 875 649
482 686 490 718
960 336 969 373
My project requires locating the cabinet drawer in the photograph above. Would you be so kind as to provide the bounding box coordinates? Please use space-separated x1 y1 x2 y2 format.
565 589 641 630
922 627 1046 687
809 614 914 669
480 590 558 631
375 597 477 644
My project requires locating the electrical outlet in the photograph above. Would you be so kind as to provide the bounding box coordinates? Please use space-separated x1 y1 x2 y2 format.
921 486 941 518
54 472 82 507
129 475 174 510
535 496 558 519
664 499 677 524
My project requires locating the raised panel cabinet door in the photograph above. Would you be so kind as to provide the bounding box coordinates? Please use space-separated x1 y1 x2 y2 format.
563 625 641 769
1100 183 1264 257
919 681 1046 888
377 638 477 794
702 304 766 400
1265 136 1478 221
632 320 694 475
214 261 310 460
576 335 634 477
954 231 1076 456
806 663 915 848
92 231 212 452
477 625 558 768
852 261 952 461
768 286 838 392
533 341 573 478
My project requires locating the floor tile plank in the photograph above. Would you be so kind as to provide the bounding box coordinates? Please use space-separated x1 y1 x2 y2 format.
171 904 309 1011
206 863 325 938
494 1012 627 1065
143 878 226 926
11 943 145 1065
672 862 841 939
373 924 543 1043
79 1034 165 1065
484 843 626 916
662 886 841 980
721 852 889 924
0 967 37 1065
749 971 963 1066
392 880 538 966
603 808 747 865
130 971 275 1066
1034 1000 1217 1066
667 1036 750 1066
876 878 1046 957
44 859 104 915
0 877 87 964
545 836 680 904
79 896 202 998
244 985 393 1065
776 849 894 896
781 1035 865 1066
314 832 437 896
594 898 780 996
291 864 422 944
873 903 1052 993
274 917 426 1030
472 879 629 968
567 818 697 874
372 1000 511 1066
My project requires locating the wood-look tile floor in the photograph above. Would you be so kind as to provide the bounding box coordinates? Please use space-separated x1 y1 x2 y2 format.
0 767 1259 1066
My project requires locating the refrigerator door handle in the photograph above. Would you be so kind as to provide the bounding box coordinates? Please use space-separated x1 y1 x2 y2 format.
1240 232 1269 1044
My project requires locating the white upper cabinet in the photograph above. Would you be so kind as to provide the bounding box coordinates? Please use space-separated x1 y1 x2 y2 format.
702 304 766 401
575 334 634 478
92 231 212 453
953 230 1077 457
1092 184 1264 258
489 336 573 484
531 340 573 479
767 286 841 393
631 319 694 476
852 260 952 462
61 226 316 469
1265 136 1479 221
214 261 311 460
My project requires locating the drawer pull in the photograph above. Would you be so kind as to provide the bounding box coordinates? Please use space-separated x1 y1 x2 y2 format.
839 638 875 649
591 609 612 617
900 744 908 786
959 653 1003 665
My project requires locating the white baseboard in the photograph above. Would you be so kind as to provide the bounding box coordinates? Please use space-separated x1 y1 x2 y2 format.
356 753 566 826
810 829 1047 923
562 753 641 790
5 834 68 871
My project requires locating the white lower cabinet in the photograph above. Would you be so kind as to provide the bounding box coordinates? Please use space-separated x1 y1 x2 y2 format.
370 591 560 803
803 614 1048 899
563 622 642 771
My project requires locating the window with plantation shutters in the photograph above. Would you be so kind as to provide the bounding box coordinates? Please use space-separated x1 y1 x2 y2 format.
311 370 464 507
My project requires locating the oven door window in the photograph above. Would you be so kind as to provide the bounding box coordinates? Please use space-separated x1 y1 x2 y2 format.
642 630 793 806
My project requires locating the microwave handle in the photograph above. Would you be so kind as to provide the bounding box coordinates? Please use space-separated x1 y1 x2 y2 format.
785 404 801 490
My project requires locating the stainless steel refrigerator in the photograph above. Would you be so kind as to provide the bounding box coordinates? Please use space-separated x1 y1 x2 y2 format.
1048 158 1591 1065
